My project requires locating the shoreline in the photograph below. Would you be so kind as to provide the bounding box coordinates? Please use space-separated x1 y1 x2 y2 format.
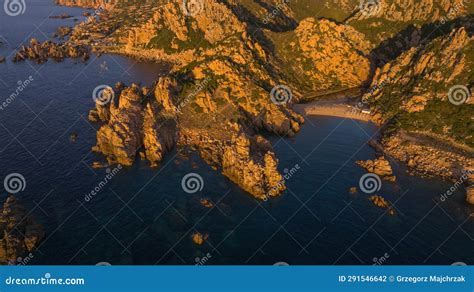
294 98 371 122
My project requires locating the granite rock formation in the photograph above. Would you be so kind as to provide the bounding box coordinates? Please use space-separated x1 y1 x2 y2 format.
356 156 396 182
59 0 473 201
13 38 89 63
0 196 44 265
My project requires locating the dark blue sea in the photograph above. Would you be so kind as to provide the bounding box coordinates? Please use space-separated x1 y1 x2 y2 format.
0 0 472 265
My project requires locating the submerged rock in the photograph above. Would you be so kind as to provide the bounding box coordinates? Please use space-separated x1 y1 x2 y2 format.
0 196 44 265
349 187 358 194
49 13 72 19
70 132 78 142
199 198 214 208
191 232 208 245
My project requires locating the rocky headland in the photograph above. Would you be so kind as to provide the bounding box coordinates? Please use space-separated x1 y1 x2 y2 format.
52 0 474 202
13 38 89 63
0 196 44 265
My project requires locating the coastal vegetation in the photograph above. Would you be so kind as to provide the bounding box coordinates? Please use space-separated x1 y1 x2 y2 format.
46 0 474 201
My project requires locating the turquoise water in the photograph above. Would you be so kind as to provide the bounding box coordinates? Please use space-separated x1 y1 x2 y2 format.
0 0 472 265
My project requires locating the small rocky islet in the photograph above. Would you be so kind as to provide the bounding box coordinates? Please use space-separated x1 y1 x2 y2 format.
13 38 90 63
11 0 473 204
356 156 396 182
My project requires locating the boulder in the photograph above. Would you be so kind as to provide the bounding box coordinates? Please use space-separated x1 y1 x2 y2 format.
356 156 396 181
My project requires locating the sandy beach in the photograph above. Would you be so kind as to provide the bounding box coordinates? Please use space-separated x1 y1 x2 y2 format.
294 100 372 122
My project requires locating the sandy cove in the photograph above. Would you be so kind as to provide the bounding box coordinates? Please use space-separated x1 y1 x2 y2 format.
295 102 372 122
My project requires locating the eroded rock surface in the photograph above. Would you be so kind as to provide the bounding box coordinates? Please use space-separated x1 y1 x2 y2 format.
0 196 44 265
346 0 468 22
13 38 89 63
356 156 396 182
380 132 473 180
292 18 372 90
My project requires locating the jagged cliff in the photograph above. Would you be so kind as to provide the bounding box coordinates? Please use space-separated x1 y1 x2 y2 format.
363 25 473 144
362 24 473 179
56 0 474 199
346 0 468 22
291 18 372 90
90 76 300 199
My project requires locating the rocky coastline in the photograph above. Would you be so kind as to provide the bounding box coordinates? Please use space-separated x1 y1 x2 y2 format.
13 39 89 63
88 76 301 199
0 196 44 265
51 0 473 202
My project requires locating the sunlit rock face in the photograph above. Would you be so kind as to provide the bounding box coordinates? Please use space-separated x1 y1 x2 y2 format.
0 196 44 265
